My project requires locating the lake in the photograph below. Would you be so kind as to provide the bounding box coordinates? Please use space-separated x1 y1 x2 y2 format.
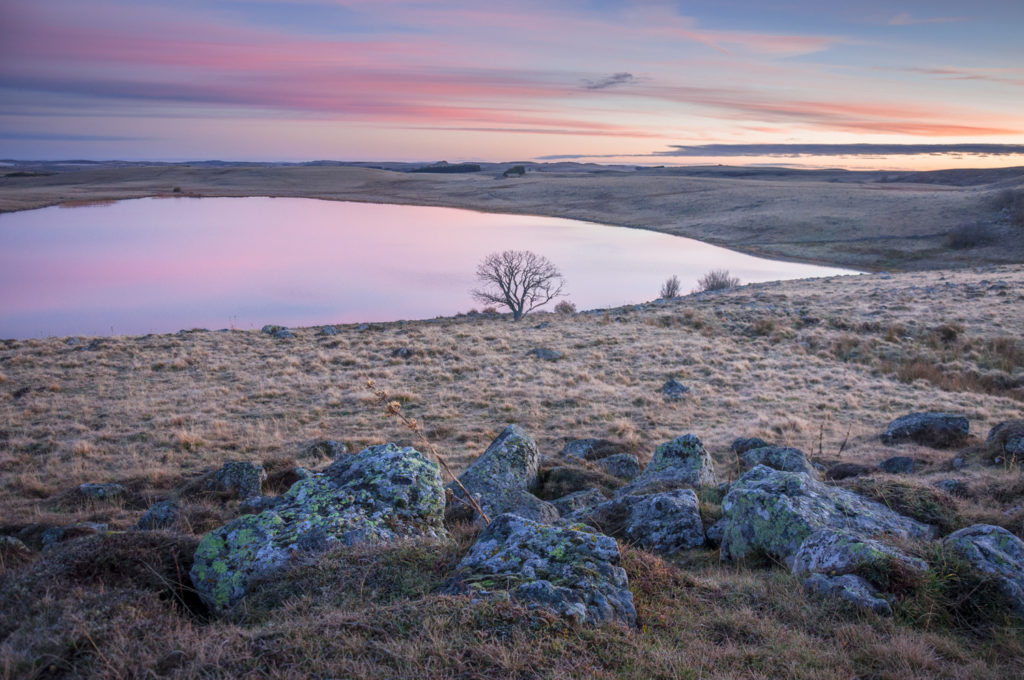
0 197 857 338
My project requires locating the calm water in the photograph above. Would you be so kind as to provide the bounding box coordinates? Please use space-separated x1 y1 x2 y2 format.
0 197 856 338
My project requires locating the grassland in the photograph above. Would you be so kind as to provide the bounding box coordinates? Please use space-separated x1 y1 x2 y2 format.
2 263 1023 678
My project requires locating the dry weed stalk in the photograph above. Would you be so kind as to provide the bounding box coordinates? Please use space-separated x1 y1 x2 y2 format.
367 379 490 524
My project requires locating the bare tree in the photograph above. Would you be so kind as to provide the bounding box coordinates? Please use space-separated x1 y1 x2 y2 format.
660 275 680 299
472 250 566 321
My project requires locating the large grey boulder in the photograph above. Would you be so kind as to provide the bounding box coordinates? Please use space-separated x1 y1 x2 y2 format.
739 446 815 476
616 434 716 497
881 412 969 448
449 425 555 523
441 513 635 627
716 465 934 564
789 528 928 577
566 489 705 554
207 461 266 500
803 573 892 616
943 524 1024 617
191 444 446 614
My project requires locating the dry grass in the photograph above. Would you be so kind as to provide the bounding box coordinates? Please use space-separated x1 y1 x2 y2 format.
2 266 1024 677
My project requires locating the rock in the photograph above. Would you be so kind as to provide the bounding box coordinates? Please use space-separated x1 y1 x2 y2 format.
260 324 284 335
717 465 934 564
550 489 607 516
826 463 873 481
273 329 295 339
77 482 127 501
306 439 348 459
529 348 563 361
134 500 180 530
932 479 969 497
441 513 635 627
191 443 446 614
881 412 969 448
987 420 1024 457
595 454 642 480
705 521 724 547
730 437 771 455
40 522 109 550
789 528 927 578
318 326 339 336
207 461 266 499
660 379 690 401
503 165 526 178
951 456 967 471
560 438 626 461
878 456 916 474
567 489 705 555
450 425 552 522
739 446 815 476
391 347 411 359
943 524 1024 617
616 434 716 496
802 573 892 616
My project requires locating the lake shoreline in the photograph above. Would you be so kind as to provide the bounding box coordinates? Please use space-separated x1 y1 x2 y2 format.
2 161 1022 272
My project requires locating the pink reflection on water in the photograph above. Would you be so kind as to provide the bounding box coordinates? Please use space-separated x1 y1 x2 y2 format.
0 198 857 338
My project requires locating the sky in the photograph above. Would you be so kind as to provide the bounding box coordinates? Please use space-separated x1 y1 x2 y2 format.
1 0 1023 169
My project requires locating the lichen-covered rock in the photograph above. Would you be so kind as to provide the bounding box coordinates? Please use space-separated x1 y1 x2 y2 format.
739 446 815 476
789 528 928 578
134 500 180 530
238 495 282 515
191 444 446 614
441 513 635 627
207 461 266 499
450 425 543 520
803 573 892 616
616 434 716 496
730 437 771 455
718 465 934 563
882 412 969 448
878 456 916 474
77 482 127 501
595 453 642 480
943 524 1024 616
568 489 705 554
550 488 608 516
660 379 690 401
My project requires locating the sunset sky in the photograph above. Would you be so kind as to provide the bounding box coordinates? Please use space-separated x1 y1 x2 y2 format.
1 0 1022 169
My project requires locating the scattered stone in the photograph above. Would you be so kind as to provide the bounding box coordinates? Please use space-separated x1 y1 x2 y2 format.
951 456 967 471
659 379 690 401
441 513 636 627
739 446 815 476
273 329 295 339
789 528 928 578
238 495 282 515
77 482 127 501
932 479 969 497
191 443 446 614
560 438 626 461
881 412 969 448
943 524 1024 617
318 326 339 336
356 323 370 331
529 348 563 361
730 437 771 455
41 522 109 550
716 465 934 564
207 461 266 500
595 454 642 480
535 321 550 329
878 456 916 474
260 324 285 335
391 347 412 359
134 500 180 531
568 489 705 555
616 434 716 496
802 573 892 616
550 488 608 516
450 425 554 523
826 463 873 481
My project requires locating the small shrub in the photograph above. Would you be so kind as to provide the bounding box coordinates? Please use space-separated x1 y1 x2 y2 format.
946 223 996 249
659 275 680 299
992 188 1024 228
554 300 577 315
694 269 739 293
